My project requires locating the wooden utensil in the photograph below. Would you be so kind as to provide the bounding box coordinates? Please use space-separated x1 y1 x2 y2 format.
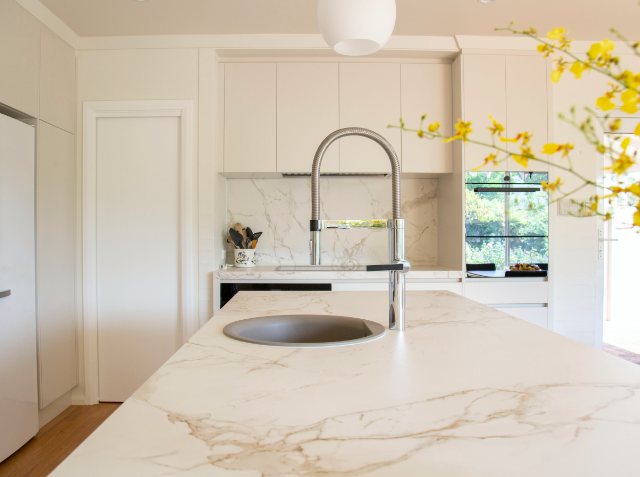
234 223 243 234
227 235 238 249
251 239 257 249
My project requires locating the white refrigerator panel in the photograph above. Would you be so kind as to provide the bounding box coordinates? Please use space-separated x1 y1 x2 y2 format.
0 113 38 462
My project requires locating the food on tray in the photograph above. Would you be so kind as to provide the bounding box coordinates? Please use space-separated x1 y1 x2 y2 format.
509 263 541 271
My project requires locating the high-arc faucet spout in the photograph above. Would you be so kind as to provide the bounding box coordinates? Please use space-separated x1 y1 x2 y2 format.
309 128 410 331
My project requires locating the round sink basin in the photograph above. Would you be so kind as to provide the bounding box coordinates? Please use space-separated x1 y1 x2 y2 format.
223 314 386 347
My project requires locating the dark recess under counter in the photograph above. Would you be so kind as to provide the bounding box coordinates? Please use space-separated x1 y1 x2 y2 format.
220 282 331 309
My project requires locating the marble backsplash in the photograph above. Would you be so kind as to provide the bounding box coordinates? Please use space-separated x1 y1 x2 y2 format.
227 177 437 266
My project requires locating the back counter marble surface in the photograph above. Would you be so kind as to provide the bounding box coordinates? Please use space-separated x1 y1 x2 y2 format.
52 291 640 476
214 265 464 281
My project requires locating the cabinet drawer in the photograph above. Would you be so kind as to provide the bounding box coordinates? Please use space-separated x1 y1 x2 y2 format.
464 281 548 304
492 306 548 329
407 282 462 295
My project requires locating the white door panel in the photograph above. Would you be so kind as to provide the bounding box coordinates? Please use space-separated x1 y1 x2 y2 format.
96 116 182 402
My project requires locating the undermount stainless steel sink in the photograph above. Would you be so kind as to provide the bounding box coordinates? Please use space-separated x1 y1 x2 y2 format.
223 315 385 347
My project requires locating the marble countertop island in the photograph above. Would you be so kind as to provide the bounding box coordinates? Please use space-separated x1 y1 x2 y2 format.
52 291 640 476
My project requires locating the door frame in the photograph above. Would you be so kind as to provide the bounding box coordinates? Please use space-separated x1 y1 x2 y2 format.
82 100 196 404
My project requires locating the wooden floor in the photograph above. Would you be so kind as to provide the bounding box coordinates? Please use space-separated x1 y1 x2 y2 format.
0 404 120 477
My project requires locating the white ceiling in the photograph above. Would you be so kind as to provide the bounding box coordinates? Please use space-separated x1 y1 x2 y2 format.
39 0 639 41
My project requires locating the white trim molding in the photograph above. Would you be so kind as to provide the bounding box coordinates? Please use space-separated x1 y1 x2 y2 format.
82 100 196 404
14 0 79 49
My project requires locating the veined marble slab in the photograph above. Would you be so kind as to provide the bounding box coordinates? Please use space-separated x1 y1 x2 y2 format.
214 265 464 281
52 291 640 476
227 177 438 267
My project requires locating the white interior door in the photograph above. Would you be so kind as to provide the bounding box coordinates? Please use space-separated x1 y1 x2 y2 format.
0 113 38 461
96 116 182 402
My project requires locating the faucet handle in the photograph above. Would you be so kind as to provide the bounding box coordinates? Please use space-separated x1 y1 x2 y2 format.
366 260 410 273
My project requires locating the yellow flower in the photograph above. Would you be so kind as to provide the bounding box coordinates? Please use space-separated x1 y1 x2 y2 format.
634 208 640 227
596 94 616 111
541 143 574 157
428 122 440 133
512 155 529 167
471 153 498 171
588 39 615 60
627 183 640 197
444 119 473 142
547 28 565 41
570 61 588 79
551 69 563 83
621 89 638 114
619 70 640 89
634 121 640 136
542 143 561 154
609 118 622 131
606 138 635 174
541 178 563 193
417 130 424 138
487 115 505 136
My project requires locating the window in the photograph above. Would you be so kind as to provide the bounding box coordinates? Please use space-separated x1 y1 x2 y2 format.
465 171 549 269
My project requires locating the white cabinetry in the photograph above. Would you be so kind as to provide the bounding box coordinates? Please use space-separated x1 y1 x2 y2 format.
465 280 549 329
464 281 548 304
40 28 76 134
0 113 38 462
494 306 548 329
224 63 277 173
462 54 549 172
338 63 401 173
277 63 339 173
36 121 77 408
401 64 452 174
505 56 548 171
0 0 40 117
333 281 462 295
462 55 506 172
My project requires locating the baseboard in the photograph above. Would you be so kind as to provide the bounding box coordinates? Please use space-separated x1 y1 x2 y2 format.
71 391 86 406
38 390 72 428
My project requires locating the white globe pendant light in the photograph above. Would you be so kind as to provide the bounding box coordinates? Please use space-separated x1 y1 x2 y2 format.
318 0 396 56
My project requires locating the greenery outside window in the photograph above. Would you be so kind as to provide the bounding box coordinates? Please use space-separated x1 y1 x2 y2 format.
465 171 549 270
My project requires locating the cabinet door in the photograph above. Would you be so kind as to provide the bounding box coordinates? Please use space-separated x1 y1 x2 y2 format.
224 63 277 173
494 306 548 329
37 121 77 408
277 63 339 173
506 56 549 171
401 64 453 173
406 282 462 295
0 0 40 117
40 28 76 134
463 55 506 172
339 63 401 173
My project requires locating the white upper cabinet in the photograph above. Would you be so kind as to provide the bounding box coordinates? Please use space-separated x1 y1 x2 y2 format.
0 0 40 117
506 56 549 171
277 63 339 173
339 63 401 173
401 64 452 174
462 55 507 172
224 63 277 173
37 120 77 408
40 28 76 134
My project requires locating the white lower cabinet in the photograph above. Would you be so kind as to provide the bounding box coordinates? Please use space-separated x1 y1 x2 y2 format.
333 281 462 294
464 281 548 304
492 306 548 329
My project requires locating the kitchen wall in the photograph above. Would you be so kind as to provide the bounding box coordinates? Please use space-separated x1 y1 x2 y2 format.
550 53 640 347
227 177 438 266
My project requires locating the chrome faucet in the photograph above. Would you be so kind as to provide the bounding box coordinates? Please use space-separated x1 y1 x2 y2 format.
310 128 410 331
